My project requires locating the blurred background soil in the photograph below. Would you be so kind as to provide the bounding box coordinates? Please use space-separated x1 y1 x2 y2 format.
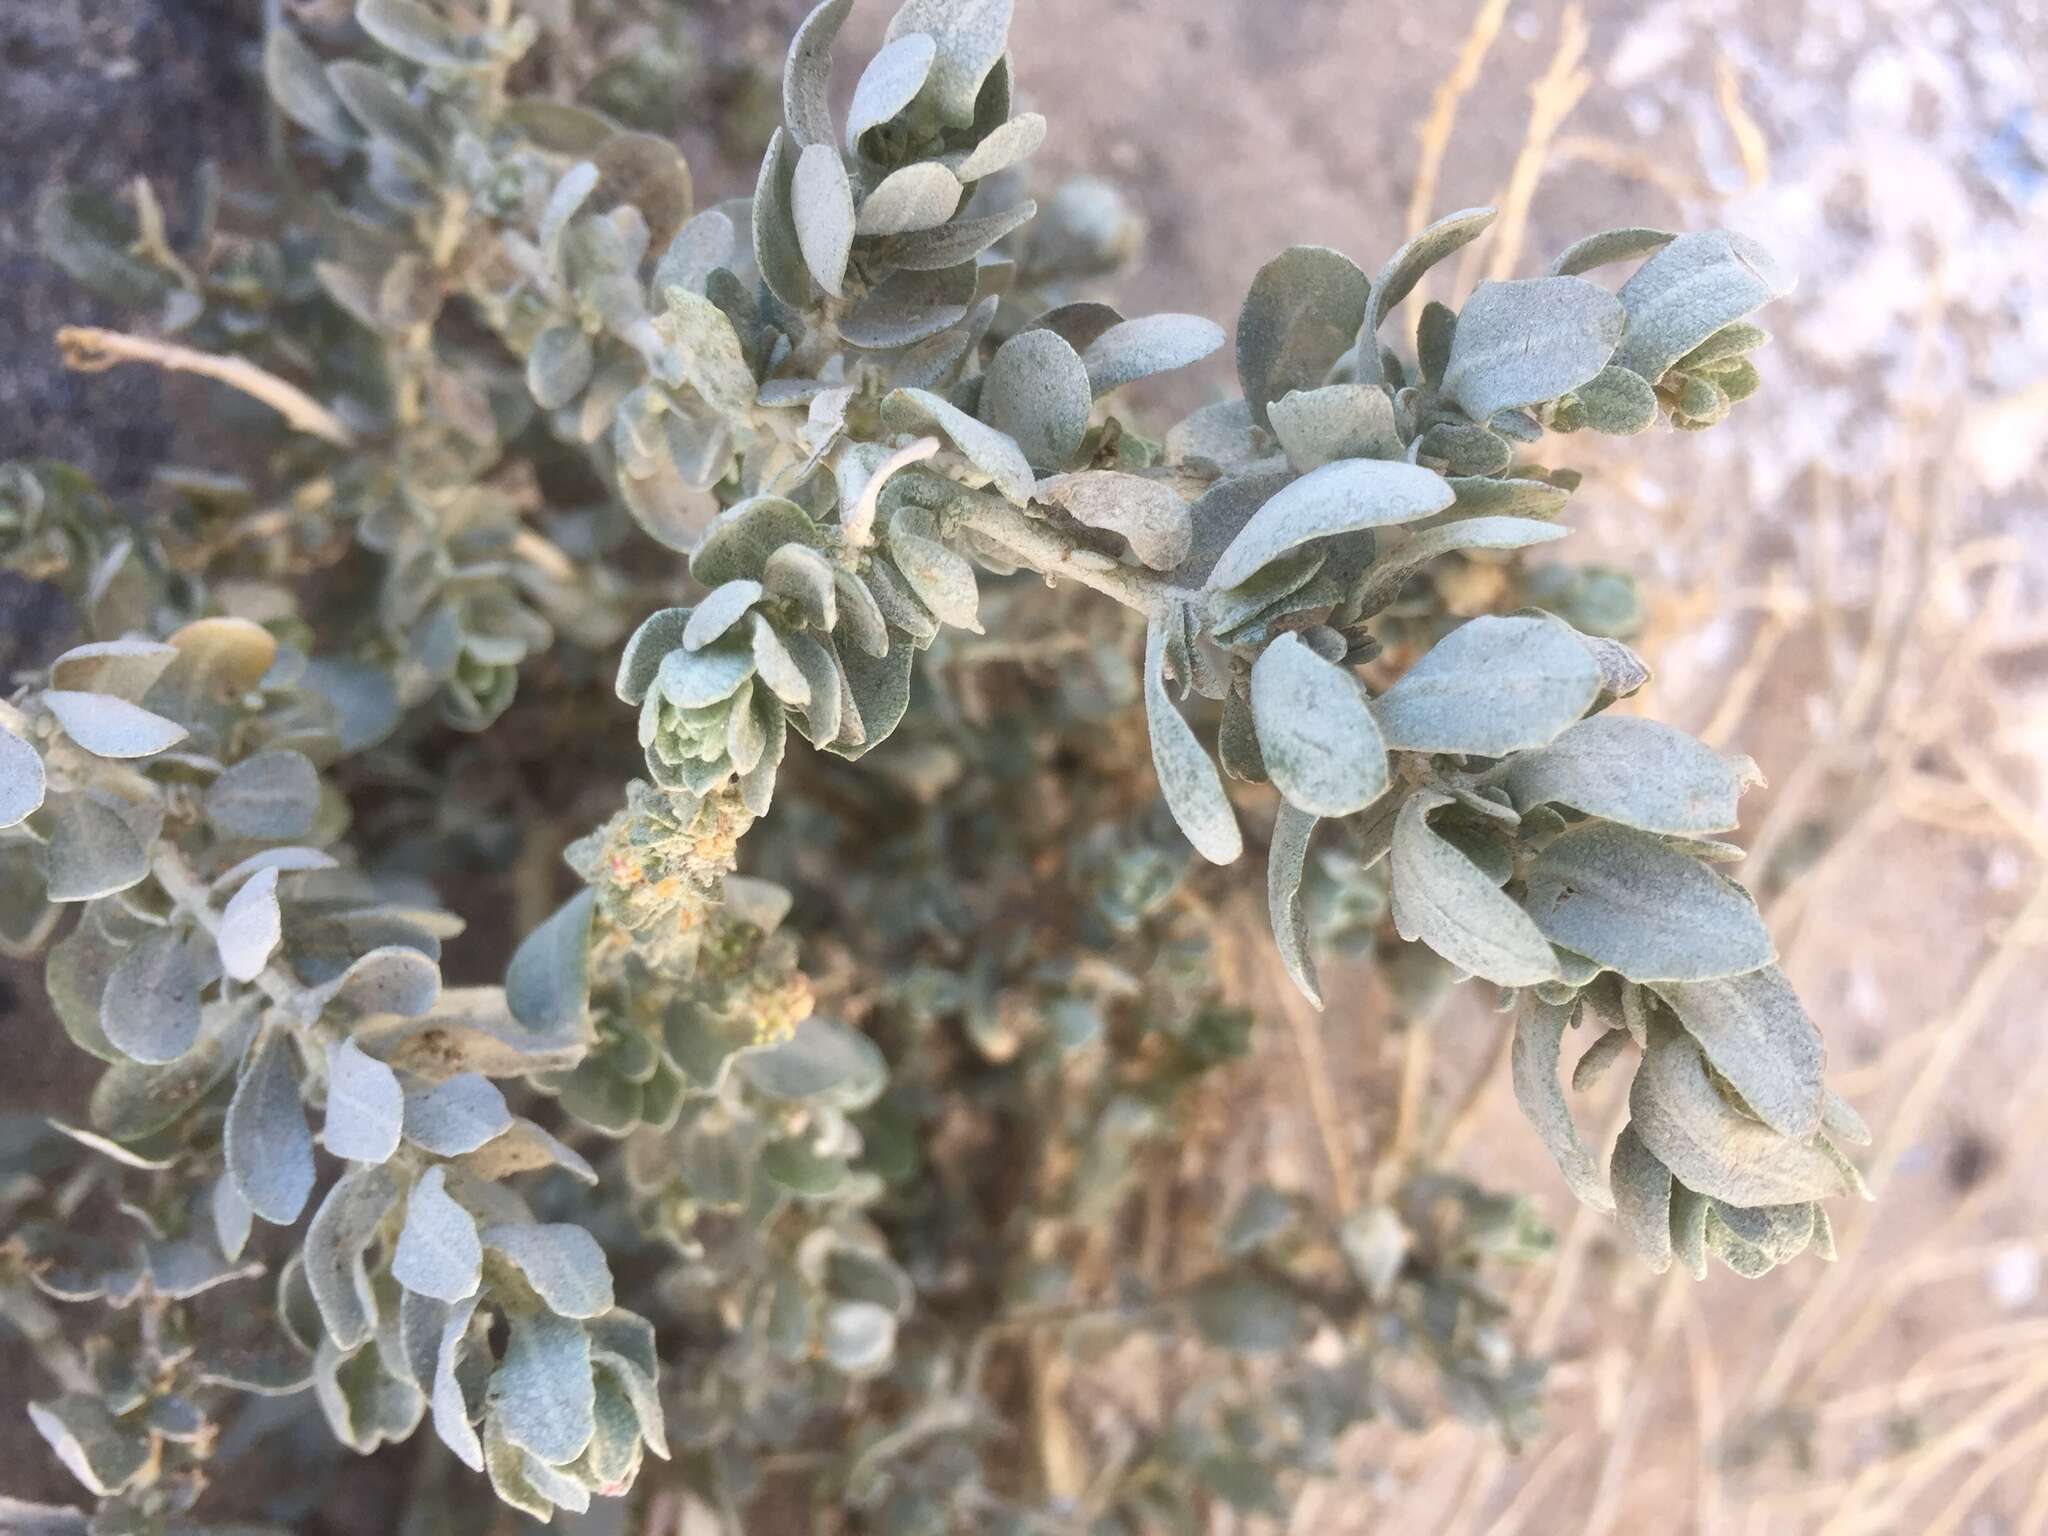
6 0 2048 1530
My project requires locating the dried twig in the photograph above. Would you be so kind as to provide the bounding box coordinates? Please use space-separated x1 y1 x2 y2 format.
56 325 355 448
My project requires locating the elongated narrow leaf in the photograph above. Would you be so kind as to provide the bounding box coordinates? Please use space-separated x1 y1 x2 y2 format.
784 0 854 147
1549 226 1675 278
1391 793 1558 985
1206 460 1455 592
751 128 813 309
1351 516 1568 617
305 1164 400 1350
1143 616 1240 865
1511 997 1614 1212
324 1038 403 1164
1650 966 1823 1139
1523 823 1773 982
1505 715 1754 834
218 867 282 982
1366 207 1496 342
392 1167 482 1302
1267 803 1322 1007
1249 634 1388 817
227 1029 315 1225
1442 277 1624 422
791 143 855 297
1609 1123 1674 1270
1237 246 1369 427
1629 1026 1848 1207
1373 615 1599 756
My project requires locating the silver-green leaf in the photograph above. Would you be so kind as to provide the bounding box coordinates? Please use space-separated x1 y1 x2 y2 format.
1393 792 1559 985
1250 633 1388 818
1143 616 1241 865
226 1028 315 1225
392 1167 483 1303
1372 615 1599 756
1442 276 1625 421
324 1038 403 1164
1510 996 1614 1212
1523 823 1773 983
1206 459 1455 592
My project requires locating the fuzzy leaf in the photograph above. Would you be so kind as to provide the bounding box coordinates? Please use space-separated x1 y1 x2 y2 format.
784 0 854 147
1392 793 1559 986
393 1167 482 1302
881 387 1033 503
751 128 813 308
1037 472 1191 571
1373 615 1599 756
1206 459 1454 592
1237 246 1369 427
507 889 595 1034
483 1224 615 1318
493 1312 596 1466
792 143 856 297
1365 207 1496 343
527 325 594 411
884 0 1013 127
1505 715 1753 834
100 930 201 1064
42 691 186 758
856 163 962 237
1650 966 1824 1140
1613 230 1792 382
324 1038 403 1164
205 750 320 841
1082 313 1226 397
1267 802 1322 1008
27 1397 152 1498
227 1028 315 1225
981 329 1091 472
1267 385 1401 470
1629 1027 1849 1206
845 32 938 144
1548 226 1675 278
1511 997 1615 1212
1351 515 1568 617
1523 823 1774 983
1576 364 1659 434
305 1164 400 1350
1143 616 1241 865
1442 277 1625 421
45 796 150 902
1609 1123 1674 1270
404 1073 513 1155
957 111 1046 180
218 867 282 982
0 726 46 829
1249 633 1388 817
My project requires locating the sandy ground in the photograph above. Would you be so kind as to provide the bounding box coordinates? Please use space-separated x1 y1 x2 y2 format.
6 0 2048 1531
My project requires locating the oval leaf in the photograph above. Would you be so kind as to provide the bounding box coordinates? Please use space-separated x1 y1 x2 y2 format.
1249 633 1388 818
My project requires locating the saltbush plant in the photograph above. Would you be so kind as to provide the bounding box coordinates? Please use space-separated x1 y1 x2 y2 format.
1 1 1868 1530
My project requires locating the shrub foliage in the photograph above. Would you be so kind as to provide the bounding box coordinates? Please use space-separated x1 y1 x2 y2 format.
1 0 1866 1530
